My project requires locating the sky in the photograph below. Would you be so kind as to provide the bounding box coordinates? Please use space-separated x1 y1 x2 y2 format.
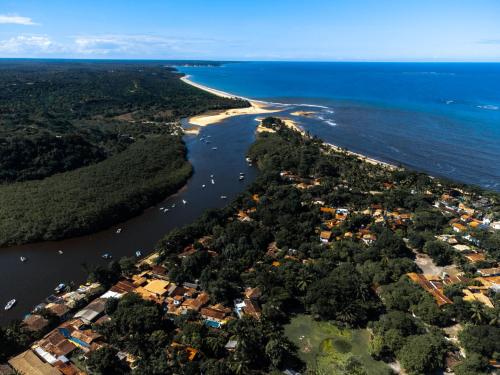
0 0 499 61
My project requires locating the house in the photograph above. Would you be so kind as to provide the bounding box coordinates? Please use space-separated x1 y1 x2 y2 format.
244 287 262 300
201 304 232 326
150 265 168 279
73 298 106 323
136 279 170 301
320 231 332 244
46 303 71 321
34 329 77 364
23 314 49 332
180 292 210 312
463 289 494 308
464 253 486 263
407 273 453 306
452 223 467 233
239 299 261 320
477 267 500 277
178 245 197 258
8 350 61 375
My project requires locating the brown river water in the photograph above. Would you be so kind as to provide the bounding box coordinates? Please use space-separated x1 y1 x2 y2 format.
0 114 260 325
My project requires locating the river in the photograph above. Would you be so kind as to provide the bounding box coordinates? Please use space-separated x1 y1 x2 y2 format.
0 114 260 325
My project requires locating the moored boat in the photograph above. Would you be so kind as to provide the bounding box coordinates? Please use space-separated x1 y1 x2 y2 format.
4 299 16 310
54 283 66 293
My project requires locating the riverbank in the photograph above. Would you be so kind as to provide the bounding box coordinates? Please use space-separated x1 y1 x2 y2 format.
181 75 280 126
0 117 260 325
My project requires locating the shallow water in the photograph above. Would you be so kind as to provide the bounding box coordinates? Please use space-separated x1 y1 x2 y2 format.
179 62 500 190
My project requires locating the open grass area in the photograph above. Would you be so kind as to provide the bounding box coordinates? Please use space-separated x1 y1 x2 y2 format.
284 314 392 375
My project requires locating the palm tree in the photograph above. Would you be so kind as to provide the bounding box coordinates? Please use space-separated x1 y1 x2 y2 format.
470 302 486 324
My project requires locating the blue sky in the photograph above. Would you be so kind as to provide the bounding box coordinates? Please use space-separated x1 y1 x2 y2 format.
0 0 499 61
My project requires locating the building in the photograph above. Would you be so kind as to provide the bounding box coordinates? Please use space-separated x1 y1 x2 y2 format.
73 298 106 323
23 314 49 332
8 350 61 375
320 231 332 244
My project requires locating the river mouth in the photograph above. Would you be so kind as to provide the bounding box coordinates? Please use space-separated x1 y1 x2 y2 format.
0 113 260 325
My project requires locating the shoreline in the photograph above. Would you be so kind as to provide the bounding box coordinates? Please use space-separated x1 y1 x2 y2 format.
182 74 400 171
181 75 281 126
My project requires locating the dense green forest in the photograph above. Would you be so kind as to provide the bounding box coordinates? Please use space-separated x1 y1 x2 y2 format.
0 61 247 182
0 134 192 246
0 61 248 245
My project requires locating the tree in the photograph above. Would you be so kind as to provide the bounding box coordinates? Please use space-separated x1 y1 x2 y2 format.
86 346 126 375
398 334 447 375
454 353 490 375
459 325 500 358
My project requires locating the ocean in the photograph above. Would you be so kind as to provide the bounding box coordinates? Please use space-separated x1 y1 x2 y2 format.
178 62 500 190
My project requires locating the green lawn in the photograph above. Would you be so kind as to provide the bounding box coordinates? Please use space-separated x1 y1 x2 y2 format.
284 314 393 375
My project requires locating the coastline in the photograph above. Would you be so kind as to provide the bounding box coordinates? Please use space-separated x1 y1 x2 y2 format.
182 75 401 171
181 75 281 126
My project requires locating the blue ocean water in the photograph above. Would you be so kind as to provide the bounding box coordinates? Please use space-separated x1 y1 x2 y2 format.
178 62 500 190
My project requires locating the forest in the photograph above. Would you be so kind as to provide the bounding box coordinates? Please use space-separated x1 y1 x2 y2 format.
0 61 248 245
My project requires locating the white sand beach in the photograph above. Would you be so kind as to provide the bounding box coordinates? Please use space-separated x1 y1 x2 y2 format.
181 76 281 126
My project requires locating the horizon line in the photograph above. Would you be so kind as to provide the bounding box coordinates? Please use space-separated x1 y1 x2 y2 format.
1 57 500 64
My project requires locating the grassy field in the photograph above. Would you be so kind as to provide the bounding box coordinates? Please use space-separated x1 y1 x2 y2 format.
284 314 393 375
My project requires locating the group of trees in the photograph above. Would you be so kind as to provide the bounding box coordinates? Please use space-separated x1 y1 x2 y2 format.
0 134 192 246
0 61 249 246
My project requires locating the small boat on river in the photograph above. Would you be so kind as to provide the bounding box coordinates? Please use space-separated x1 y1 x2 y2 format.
54 283 66 293
20 256 27 262
4 299 16 310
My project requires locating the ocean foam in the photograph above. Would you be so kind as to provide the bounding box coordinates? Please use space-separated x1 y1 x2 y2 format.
477 104 499 111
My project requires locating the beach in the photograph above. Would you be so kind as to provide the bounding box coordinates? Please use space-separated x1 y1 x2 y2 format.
181 76 280 126
184 74 399 171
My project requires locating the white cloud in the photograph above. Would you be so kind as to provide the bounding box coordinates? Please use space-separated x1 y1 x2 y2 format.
0 14 37 25
0 35 60 54
73 34 215 56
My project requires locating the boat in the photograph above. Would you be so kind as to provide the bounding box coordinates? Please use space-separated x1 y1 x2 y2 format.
210 174 214 178
200 137 205 141
239 175 245 180
212 147 218 150
245 157 252 163
58 250 64 255
211 179 215 185
135 250 142 257
202 184 206 188
4 299 16 310
163 208 169 212
116 228 122 234
54 283 66 293
102 253 112 260
182 199 187 204
240 172 245 175
160 207 164 210
172 204 176 208
220 195 227 199
20 256 27 262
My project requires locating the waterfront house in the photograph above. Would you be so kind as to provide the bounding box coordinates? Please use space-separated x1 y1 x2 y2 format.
8 350 61 375
23 314 49 333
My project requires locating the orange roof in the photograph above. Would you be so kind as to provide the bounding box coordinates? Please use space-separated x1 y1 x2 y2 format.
320 231 332 240
272 261 281 267
320 207 335 214
465 253 486 263
452 223 467 231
